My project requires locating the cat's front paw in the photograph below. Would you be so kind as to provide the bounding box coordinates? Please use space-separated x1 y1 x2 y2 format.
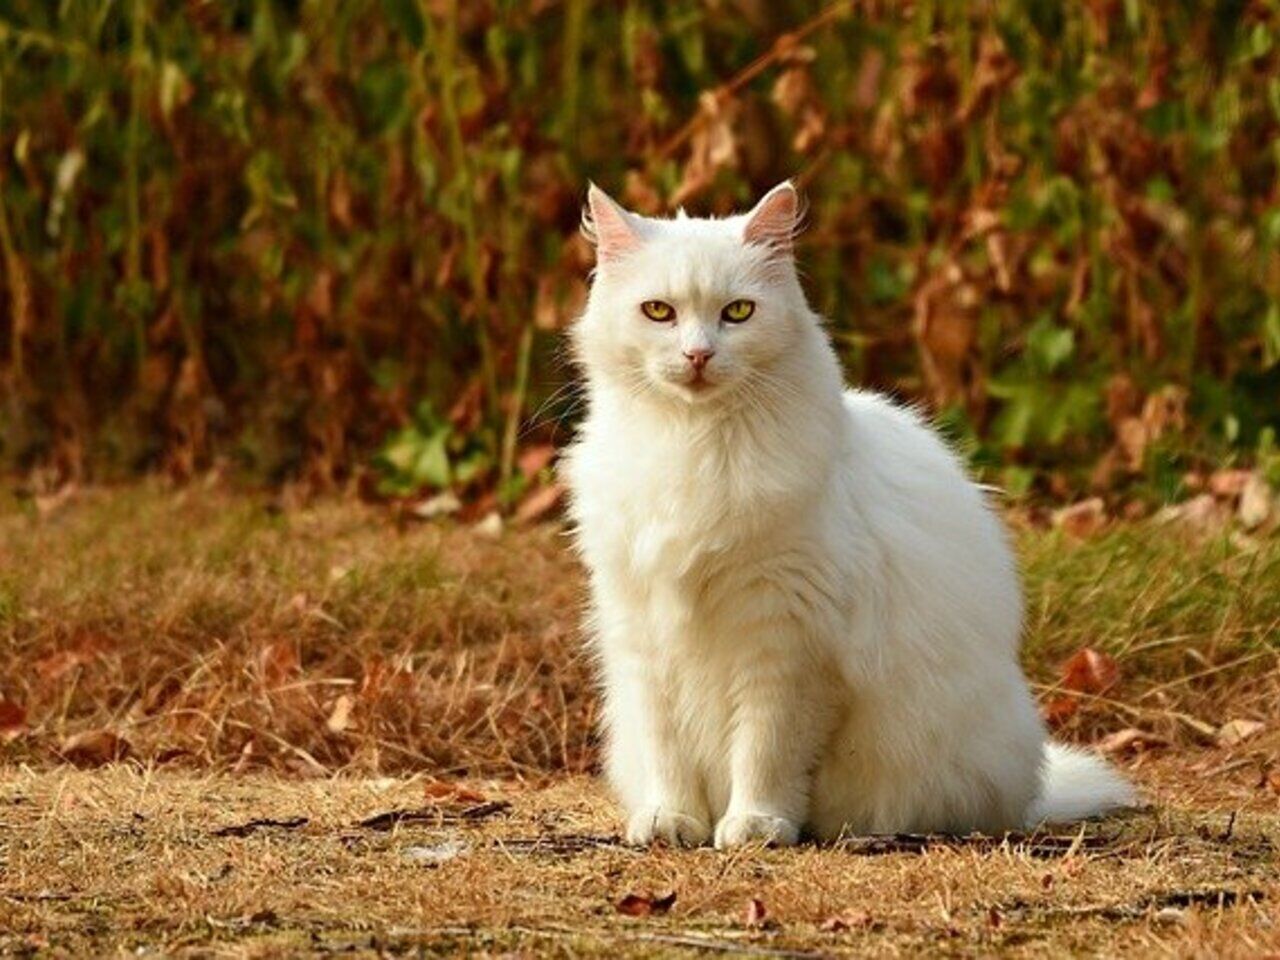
626 807 712 848
714 812 800 849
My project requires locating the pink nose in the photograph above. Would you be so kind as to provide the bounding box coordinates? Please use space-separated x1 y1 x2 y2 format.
684 348 714 373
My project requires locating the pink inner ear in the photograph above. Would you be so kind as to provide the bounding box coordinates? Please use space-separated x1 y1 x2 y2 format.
587 186 641 263
743 184 799 252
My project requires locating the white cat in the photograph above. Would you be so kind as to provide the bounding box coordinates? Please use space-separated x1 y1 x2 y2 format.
561 181 1135 848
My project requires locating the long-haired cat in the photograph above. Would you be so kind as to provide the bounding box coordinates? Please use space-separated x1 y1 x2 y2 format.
561 181 1134 848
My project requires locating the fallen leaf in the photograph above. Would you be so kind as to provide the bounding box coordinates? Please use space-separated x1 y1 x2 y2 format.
1217 719 1265 747
34 648 96 683
1042 696 1080 727
1044 648 1120 727
412 492 461 520
1052 498 1107 539
820 910 878 932
1207 469 1251 499
1097 727 1167 755
259 641 300 686
423 782 489 805
34 483 78 517
325 694 354 734
514 482 564 524
744 897 768 928
0 700 27 741
1239 473 1273 530
1155 493 1228 534
473 511 504 538
517 443 556 479
1060 647 1120 696
59 730 131 767
616 891 677 917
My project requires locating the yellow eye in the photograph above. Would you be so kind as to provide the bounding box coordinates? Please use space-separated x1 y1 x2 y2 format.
721 299 755 323
641 300 675 322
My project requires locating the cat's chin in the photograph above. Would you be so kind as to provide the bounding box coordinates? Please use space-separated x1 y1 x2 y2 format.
660 378 726 403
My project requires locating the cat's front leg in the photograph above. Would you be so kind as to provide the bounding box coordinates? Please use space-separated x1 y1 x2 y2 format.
601 642 712 847
715 615 834 849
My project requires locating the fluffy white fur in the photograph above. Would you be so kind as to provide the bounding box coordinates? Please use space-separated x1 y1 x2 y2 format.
562 182 1135 848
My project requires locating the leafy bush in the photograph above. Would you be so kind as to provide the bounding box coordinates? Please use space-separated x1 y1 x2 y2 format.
0 0 1276 500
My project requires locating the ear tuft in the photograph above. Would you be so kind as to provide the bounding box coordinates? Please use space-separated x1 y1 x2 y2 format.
583 183 642 264
742 181 803 257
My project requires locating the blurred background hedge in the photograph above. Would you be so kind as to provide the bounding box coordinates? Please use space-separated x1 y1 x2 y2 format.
1 0 1278 503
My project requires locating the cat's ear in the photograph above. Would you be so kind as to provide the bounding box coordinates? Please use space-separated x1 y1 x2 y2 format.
583 183 642 264
742 181 802 257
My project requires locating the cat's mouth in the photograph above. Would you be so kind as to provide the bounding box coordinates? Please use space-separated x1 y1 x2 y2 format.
650 365 727 401
675 372 723 400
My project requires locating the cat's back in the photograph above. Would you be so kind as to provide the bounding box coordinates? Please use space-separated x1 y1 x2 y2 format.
835 387 1022 651
839 388 997 528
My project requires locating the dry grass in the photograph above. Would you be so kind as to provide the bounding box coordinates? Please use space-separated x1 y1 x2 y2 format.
1 767 1277 958
1 483 1277 775
0 483 592 776
1 484 1279 956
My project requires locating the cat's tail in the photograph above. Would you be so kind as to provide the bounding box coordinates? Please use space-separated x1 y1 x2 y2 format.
1024 742 1138 826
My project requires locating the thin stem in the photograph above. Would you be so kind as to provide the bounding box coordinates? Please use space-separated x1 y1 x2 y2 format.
500 321 534 496
0 73 31 382
126 0 146 363
424 0 499 416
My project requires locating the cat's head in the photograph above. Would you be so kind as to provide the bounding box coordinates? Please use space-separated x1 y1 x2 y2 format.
574 182 810 405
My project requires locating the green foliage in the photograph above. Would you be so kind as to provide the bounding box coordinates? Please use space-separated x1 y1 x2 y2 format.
0 1 1275 499
373 401 490 497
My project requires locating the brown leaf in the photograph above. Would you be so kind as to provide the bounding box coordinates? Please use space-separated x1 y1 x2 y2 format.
1140 386 1188 439
853 48 885 110
744 897 768 928
1052 498 1107 539
1097 727 1167 755
260 641 301 687
328 169 355 230
423 782 489 805
1155 494 1228 534
517 443 556 479
1060 647 1120 696
771 66 814 117
616 891 677 917
1239 474 1273 530
325 694 354 734
34 648 96 684
1042 696 1080 727
59 730 131 767
1217 719 1265 748
447 380 484 434
958 33 1019 122
913 263 978 408
0 700 27 741
1208 469 1251 499
514 482 565 524
34 483 78 517
671 91 740 207
820 910 877 932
